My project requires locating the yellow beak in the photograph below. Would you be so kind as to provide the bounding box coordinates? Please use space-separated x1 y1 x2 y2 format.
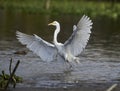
48 22 54 26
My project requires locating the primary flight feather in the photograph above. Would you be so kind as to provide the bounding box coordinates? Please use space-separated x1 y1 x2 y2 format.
16 15 93 64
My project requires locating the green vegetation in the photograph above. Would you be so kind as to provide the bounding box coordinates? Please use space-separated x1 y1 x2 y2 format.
0 0 120 18
0 70 22 88
0 59 22 89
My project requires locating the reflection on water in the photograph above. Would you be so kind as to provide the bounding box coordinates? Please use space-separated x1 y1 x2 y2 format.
0 10 120 87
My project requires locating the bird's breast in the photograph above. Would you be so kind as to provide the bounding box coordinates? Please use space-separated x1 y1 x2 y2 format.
55 44 65 56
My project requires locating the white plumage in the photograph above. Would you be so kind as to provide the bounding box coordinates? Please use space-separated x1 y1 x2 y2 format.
16 15 93 64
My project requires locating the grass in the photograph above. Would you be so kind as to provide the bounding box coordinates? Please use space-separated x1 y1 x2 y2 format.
0 0 120 18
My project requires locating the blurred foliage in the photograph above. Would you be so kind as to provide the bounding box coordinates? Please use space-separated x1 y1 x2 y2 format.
0 0 120 18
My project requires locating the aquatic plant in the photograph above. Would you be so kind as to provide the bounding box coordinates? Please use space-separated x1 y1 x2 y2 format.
0 59 22 89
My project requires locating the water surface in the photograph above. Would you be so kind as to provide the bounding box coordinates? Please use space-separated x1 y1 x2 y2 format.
0 10 120 88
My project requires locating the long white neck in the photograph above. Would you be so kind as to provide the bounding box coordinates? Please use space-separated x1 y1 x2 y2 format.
54 23 60 45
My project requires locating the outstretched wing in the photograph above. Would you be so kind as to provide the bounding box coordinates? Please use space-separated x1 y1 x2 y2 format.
64 15 93 56
16 31 57 62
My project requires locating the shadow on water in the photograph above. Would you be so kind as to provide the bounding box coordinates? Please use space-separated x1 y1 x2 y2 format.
0 9 120 90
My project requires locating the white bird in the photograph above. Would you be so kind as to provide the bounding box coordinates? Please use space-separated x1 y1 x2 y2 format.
16 15 92 65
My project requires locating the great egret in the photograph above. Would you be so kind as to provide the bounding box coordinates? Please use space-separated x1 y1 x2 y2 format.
16 15 92 65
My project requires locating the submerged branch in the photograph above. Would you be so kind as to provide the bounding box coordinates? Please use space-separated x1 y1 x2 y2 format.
106 84 117 91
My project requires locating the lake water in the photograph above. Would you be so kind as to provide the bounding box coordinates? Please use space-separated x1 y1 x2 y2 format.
0 10 120 89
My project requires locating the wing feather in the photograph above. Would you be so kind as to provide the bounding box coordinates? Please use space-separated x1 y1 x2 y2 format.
16 31 57 62
64 15 93 56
